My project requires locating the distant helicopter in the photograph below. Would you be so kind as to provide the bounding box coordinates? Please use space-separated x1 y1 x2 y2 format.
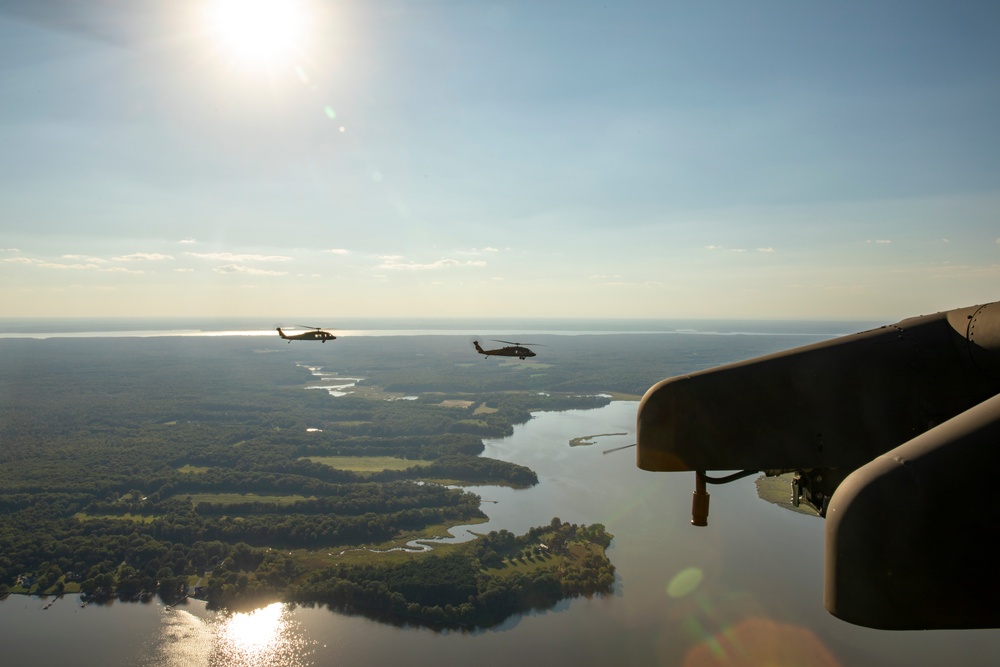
473 339 537 360
276 326 337 343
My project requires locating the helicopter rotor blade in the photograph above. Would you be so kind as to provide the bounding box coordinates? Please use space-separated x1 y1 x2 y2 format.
493 339 541 346
297 325 324 330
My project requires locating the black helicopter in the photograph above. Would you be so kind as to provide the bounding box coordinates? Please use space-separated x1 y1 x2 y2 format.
276 326 337 343
473 339 537 360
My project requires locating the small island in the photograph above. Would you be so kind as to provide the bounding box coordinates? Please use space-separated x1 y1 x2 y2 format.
568 432 628 447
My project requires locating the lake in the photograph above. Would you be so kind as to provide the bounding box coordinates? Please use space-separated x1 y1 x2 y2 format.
3 400 998 666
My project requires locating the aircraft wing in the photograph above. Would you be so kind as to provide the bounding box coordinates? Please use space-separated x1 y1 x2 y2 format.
636 300 1000 630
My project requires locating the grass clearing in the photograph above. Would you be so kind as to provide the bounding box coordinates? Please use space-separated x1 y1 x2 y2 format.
606 391 643 401
305 455 433 473
488 540 603 578
286 518 488 568
439 399 474 408
75 512 157 524
337 385 417 401
181 493 314 506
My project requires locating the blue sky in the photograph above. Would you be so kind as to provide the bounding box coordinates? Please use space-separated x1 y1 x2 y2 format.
2 0 998 320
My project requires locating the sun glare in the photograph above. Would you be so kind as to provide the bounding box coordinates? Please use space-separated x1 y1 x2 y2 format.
206 0 310 67
218 602 284 656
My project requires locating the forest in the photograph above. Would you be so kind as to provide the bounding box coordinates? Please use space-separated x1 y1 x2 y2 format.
290 519 615 627
0 333 677 624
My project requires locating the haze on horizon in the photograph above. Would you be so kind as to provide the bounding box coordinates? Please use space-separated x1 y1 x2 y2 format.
2 1 998 322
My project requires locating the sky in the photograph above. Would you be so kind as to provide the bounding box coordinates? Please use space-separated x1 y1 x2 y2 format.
1 0 998 321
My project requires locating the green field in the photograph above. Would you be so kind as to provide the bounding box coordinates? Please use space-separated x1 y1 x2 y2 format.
74 512 157 524
305 455 434 472
182 493 315 506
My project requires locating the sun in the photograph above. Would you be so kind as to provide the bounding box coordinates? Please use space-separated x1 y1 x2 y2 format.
205 0 310 67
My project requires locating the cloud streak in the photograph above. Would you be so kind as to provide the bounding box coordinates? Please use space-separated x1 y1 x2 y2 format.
375 257 488 271
112 253 174 261
62 254 108 263
212 264 288 276
38 262 101 270
187 252 293 262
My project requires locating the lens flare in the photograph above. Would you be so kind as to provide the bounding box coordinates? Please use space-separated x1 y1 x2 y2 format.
682 616 841 667
205 0 310 67
667 566 704 598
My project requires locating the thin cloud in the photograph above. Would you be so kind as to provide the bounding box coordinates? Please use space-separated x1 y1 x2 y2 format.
898 263 1000 281
324 248 350 255
38 262 101 270
705 245 753 253
867 239 892 245
63 254 108 263
213 264 288 276
36 261 145 274
757 247 775 253
174 268 194 273
187 252 293 262
606 280 665 287
376 257 487 270
459 247 501 256
2 257 37 264
179 238 196 244
112 253 174 261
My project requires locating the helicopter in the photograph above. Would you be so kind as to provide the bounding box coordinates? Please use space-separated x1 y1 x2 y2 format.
473 339 537 360
276 326 337 343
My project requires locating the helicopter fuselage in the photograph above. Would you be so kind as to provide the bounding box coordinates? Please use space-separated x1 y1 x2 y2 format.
276 328 336 343
473 340 536 360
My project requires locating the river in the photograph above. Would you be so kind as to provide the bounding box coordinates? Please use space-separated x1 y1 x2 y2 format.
2 401 998 666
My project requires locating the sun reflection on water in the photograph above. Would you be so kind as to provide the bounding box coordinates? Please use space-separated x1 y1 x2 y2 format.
213 603 312 667
152 603 313 667
220 603 283 654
